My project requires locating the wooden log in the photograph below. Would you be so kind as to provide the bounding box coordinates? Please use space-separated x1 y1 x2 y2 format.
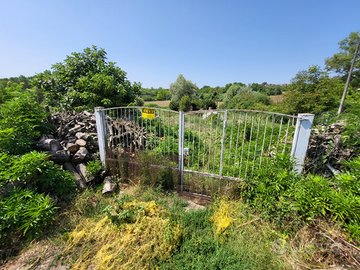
66 142 79 153
37 139 62 152
69 125 82 134
48 150 70 163
76 139 87 147
63 162 86 190
75 132 89 140
76 163 95 183
73 147 88 163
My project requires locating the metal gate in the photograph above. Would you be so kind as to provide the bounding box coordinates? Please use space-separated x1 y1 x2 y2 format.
95 107 314 195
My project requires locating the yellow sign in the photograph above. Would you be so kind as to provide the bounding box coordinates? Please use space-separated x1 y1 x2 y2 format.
142 108 155 119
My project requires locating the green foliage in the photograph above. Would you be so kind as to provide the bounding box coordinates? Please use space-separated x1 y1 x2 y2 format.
134 96 144 106
143 103 160 108
169 100 179 111
236 152 360 239
155 168 174 190
169 74 198 102
179 95 192 112
33 46 141 111
250 83 284 95
341 115 360 149
222 85 272 110
200 99 217 110
0 151 76 198
0 188 57 239
86 160 104 177
0 151 48 188
156 88 170 101
237 154 299 223
282 65 344 114
0 92 51 154
325 31 360 88
36 163 76 199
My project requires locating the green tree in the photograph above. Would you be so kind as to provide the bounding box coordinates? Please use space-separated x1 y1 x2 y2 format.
169 74 198 102
282 65 344 114
325 31 360 88
156 88 170 100
33 46 141 111
179 95 192 112
223 85 253 107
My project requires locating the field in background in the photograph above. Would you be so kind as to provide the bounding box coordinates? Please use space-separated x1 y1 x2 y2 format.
144 100 224 108
144 100 171 107
270 94 284 103
143 94 283 108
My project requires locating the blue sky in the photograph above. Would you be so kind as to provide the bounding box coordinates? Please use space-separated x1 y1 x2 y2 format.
1 0 359 88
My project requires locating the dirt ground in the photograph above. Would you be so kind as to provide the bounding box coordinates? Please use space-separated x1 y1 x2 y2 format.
1 241 67 270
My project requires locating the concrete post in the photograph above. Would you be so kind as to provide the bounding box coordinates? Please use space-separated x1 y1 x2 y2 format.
95 107 107 166
291 113 315 174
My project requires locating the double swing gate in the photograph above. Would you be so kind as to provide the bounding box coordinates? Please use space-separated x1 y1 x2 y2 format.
95 106 314 195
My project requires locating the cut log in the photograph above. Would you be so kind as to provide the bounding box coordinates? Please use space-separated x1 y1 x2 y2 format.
67 142 79 153
48 150 70 163
69 125 82 134
63 162 86 190
76 139 87 147
76 163 95 183
37 139 62 152
75 132 89 140
73 147 88 163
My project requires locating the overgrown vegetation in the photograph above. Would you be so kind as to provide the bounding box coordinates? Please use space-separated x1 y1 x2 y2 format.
1 32 360 269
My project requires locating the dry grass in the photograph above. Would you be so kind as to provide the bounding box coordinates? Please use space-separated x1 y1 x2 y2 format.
279 220 360 269
144 100 171 107
270 95 285 103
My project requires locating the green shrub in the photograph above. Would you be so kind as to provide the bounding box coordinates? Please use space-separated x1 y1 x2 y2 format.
200 99 217 110
179 95 192 112
0 92 51 154
0 188 57 239
0 151 76 199
144 103 160 108
36 163 76 199
169 100 179 111
0 151 48 188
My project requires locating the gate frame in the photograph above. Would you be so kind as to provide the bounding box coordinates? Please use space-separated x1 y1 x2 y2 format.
95 107 314 191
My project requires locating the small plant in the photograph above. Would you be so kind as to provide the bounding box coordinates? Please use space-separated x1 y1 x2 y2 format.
86 160 103 177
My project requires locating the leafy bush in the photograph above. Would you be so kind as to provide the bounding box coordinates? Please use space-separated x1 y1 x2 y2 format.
0 151 76 199
200 99 217 110
36 163 76 199
134 96 144 106
169 100 179 111
0 92 51 154
179 95 192 112
0 151 48 188
0 188 57 239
